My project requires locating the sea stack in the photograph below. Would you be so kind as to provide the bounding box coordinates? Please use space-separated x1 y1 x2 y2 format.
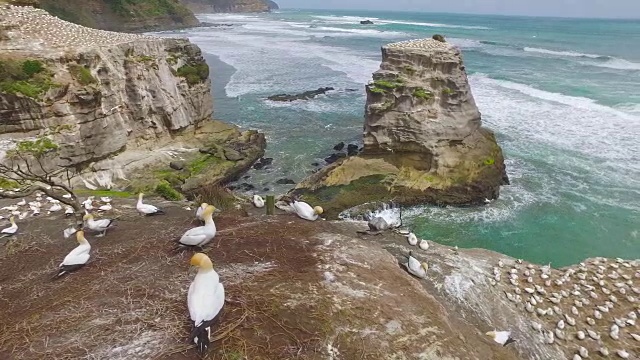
293 38 509 218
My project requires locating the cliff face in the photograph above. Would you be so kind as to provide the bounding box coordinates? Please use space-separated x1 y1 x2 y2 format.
0 4 264 192
293 38 509 218
182 0 275 13
38 0 199 32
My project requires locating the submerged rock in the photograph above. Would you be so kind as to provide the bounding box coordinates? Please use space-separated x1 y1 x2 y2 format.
292 38 508 218
253 157 273 170
360 20 374 25
267 87 334 102
333 142 345 151
347 144 359 156
276 178 295 185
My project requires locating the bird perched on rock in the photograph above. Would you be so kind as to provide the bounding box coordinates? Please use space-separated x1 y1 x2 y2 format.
252 195 265 208
486 330 516 346
178 205 218 250
402 251 428 279
407 232 418 246
55 231 91 278
136 193 165 216
83 214 115 237
188 253 224 355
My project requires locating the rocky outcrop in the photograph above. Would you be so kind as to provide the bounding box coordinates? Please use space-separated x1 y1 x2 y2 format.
38 0 199 32
182 0 276 13
267 87 334 102
0 5 264 193
292 38 508 218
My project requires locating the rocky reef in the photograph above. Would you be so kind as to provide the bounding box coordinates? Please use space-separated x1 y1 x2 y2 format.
0 4 264 195
182 0 277 13
293 38 509 218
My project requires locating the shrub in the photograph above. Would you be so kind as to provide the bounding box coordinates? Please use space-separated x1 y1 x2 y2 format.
177 63 209 86
68 64 97 85
373 79 403 90
193 184 236 210
432 34 446 42
368 86 385 94
137 55 155 63
22 60 44 76
413 88 433 100
155 180 183 201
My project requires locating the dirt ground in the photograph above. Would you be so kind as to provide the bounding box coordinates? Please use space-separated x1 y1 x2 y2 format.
0 197 522 360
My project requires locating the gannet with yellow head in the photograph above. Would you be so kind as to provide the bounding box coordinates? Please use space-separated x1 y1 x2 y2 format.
83 213 115 237
187 253 224 355
1 216 18 237
195 203 209 223
136 193 165 216
56 230 91 278
178 205 217 249
403 251 428 279
291 200 323 221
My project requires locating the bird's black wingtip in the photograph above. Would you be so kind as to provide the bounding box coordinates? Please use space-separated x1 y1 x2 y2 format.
504 337 516 346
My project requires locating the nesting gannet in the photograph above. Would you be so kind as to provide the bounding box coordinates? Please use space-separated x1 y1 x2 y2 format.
195 203 209 222
136 193 165 216
63 226 77 239
100 197 112 203
178 205 217 249
275 200 296 214
187 253 224 355
418 239 430 250
16 199 26 206
407 232 418 246
291 201 323 221
56 231 91 278
1 216 18 237
402 251 428 279
82 197 94 211
252 195 265 208
64 206 74 216
485 330 515 346
83 214 115 237
616 350 629 359
98 203 112 212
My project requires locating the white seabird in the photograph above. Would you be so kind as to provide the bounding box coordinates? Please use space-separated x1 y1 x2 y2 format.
486 330 515 346
419 239 429 250
98 203 112 212
136 193 165 216
402 251 428 279
1 216 18 237
83 214 115 237
291 200 323 221
252 195 265 208
56 231 91 278
178 205 217 249
188 253 225 355
407 232 418 246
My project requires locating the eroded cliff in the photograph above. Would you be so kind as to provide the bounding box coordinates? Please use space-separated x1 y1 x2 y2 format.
293 38 509 218
0 4 264 194
182 0 276 13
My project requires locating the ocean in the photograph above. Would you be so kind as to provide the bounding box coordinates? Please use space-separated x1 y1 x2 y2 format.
156 9 640 267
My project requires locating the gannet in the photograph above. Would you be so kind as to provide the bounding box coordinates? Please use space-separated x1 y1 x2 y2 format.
402 251 428 279
275 200 296 213
1 216 18 237
195 203 209 222
486 330 515 346
100 197 112 203
56 231 90 278
82 197 94 211
49 203 62 212
419 239 429 250
83 214 115 237
178 205 217 249
63 226 77 239
291 201 323 221
16 199 26 206
136 193 165 216
188 253 224 355
65 206 74 216
63 193 72 199
407 232 418 246
98 203 112 211
252 195 265 208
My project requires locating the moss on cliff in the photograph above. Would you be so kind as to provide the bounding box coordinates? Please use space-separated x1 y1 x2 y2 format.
68 64 97 86
0 58 56 99
177 63 209 85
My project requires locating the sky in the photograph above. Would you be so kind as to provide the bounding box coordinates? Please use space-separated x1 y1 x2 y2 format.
274 0 640 19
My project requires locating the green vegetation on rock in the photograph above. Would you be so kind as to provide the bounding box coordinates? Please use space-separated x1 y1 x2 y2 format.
0 58 56 99
413 88 433 100
155 180 183 200
483 158 495 166
9 136 59 158
137 55 155 63
442 87 456 95
402 65 416 75
76 189 134 198
368 86 385 95
373 79 403 90
176 63 209 86
0 178 19 189
68 64 97 86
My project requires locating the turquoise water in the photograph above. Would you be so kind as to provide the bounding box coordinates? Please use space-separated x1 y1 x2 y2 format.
157 10 640 266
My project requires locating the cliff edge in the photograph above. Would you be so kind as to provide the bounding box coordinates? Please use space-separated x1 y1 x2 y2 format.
293 38 509 218
182 0 277 13
0 4 264 195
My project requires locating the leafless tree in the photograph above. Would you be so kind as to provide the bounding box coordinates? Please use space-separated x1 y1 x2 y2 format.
0 136 84 228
